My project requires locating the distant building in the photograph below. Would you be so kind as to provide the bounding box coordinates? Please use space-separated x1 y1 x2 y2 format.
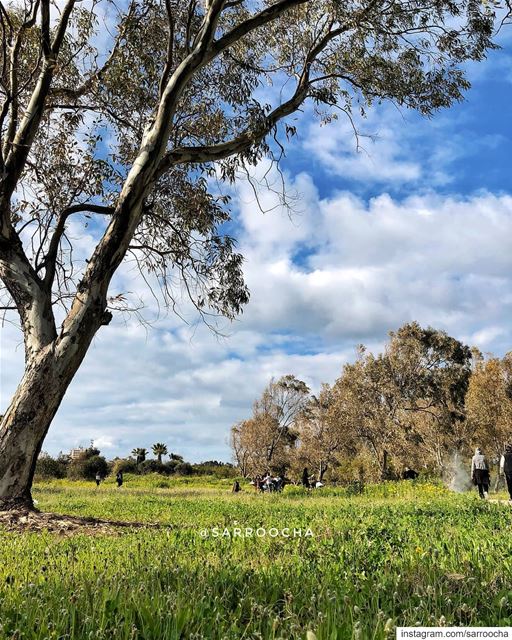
69 447 85 460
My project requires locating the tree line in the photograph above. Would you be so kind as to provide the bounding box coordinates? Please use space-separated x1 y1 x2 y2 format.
35 444 237 481
231 322 512 483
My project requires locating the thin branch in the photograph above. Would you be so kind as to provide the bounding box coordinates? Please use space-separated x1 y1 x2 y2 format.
42 203 114 289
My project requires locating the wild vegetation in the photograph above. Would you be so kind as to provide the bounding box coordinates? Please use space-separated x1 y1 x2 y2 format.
232 323 512 484
1 478 512 639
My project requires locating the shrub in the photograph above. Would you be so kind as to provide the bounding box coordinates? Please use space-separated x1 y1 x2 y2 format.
191 461 237 478
139 460 168 475
175 462 193 476
164 460 179 474
35 455 67 479
67 455 109 480
112 458 138 475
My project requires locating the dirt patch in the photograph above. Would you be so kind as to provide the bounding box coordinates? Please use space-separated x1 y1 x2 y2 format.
0 509 165 535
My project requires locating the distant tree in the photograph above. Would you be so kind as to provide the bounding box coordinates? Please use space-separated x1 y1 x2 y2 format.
67 454 109 480
139 459 168 475
336 323 472 476
466 353 512 460
230 375 310 476
131 447 148 465
191 461 237 478
175 462 193 476
152 443 168 464
336 352 400 479
231 422 251 477
112 458 138 476
0 0 498 508
294 384 355 482
387 322 473 470
83 445 101 459
254 375 310 433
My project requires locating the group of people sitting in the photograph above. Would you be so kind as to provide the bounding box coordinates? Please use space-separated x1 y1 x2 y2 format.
471 444 512 500
232 468 324 493
251 473 285 492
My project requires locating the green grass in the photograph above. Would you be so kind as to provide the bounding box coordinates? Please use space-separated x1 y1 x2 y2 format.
1 478 512 639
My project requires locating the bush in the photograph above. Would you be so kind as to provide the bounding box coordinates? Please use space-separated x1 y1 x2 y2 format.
67 455 109 480
191 461 237 478
164 460 179 474
112 458 138 475
139 459 169 475
35 455 67 479
175 462 193 476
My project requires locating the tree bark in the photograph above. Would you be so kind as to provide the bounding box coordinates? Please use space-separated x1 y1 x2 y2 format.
0 304 108 509
381 449 389 481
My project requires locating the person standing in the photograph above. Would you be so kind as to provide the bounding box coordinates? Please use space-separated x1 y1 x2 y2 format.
95 472 102 487
301 467 310 489
116 470 123 488
471 447 490 499
500 444 512 501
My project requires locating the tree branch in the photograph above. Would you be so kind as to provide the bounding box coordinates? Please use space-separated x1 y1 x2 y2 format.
158 25 346 172
207 0 310 63
1 0 77 209
42 203 114 290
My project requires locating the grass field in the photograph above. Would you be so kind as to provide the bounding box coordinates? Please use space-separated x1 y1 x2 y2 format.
1 477 512 639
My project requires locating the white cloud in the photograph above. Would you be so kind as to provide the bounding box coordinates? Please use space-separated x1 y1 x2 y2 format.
302 103 503 189
304 113 422 184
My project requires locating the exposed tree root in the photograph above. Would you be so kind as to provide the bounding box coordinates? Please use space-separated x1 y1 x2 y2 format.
0 509 165 535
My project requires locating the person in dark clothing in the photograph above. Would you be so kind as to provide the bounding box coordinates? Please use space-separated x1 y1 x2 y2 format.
500 444 512 501
232 480 241 493
116 470 123 488
402 467 419 480
95 473 102 487
471 448 490 499
301 467 310 489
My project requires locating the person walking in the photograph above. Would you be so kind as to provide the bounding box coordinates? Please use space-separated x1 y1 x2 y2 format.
471 447 490 499
116 470 123 488
95 472 102 487
500 444 512 501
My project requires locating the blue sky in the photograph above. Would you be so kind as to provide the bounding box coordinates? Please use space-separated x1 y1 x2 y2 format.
1 28 512 463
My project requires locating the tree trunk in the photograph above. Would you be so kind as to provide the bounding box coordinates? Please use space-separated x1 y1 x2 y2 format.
0 312 103 509
381 449 389 481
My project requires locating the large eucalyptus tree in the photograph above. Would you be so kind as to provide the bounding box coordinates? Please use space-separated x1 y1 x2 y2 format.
0 0 498 507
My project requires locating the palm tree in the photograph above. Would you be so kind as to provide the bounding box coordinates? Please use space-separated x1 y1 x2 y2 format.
152 443 168 464
131 447 147 465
